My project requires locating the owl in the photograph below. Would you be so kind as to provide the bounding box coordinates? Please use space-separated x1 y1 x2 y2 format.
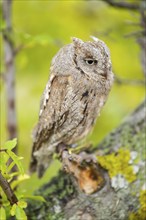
30 36 114 178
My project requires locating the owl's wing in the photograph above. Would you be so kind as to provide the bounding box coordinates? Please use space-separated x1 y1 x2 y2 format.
30 74 71 175
39 73 56 117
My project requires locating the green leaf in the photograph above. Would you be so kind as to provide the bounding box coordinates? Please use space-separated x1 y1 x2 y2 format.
4 138 17 150
16 206 27 220
17 200 27 209
0 19 6 31
7 160 16 172
7 150 24 174
0 152 9 174
23 195 46 202
9 171 21 178
1 200 10 207
10 204 17 216
0 151 9 165
0 207 6 220
11 174 30 189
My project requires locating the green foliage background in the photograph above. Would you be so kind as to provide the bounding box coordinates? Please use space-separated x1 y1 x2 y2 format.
0 0 145 194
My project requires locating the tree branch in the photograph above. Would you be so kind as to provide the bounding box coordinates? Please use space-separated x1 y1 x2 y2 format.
114 75 145 86
13 44 25 56
2 0 18 145
103 0 146 77
26 100 146 220
0 171 18 205
102 0 140 10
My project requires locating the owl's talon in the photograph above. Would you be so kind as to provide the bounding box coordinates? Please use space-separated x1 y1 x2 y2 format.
63 165 68 172
61 149 98 175
61 149 105 194
68 155 73 161
73 156 78 162
78 152 97 166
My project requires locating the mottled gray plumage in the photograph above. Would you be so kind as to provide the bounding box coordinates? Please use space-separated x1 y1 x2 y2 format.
30 37 114 177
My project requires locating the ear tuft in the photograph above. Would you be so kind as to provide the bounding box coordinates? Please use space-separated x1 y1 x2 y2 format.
90 35 100 42
71 37 84 48
90 36 110 57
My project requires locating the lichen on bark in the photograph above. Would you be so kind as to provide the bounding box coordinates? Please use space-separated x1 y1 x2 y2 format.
26 100 145 220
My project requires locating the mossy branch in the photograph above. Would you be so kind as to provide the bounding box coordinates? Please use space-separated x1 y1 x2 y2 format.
26 100 145 220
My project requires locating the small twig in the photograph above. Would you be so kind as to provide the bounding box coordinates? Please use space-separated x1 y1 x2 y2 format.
124 30 145 38
0 149 7 152
13 44 25 56
0 171 18 205
114 75 145 86
102 0 140 10
125 21 141 26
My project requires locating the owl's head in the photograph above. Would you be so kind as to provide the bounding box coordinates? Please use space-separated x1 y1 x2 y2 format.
72 37 112 80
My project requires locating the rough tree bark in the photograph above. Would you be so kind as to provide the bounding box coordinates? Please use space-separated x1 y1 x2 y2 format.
26 100 145 220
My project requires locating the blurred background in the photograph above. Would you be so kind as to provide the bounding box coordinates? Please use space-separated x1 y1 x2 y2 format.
0 0 145 194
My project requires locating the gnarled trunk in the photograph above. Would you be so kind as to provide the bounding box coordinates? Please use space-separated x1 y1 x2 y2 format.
26 100 145 220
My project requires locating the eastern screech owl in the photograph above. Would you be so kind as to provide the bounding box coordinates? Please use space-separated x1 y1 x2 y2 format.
30 36 114 177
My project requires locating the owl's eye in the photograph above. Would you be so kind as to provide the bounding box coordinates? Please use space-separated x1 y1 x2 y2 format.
85 59 97 65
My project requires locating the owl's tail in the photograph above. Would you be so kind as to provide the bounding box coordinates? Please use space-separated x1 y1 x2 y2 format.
29 142 53 178
29 154 52 178
29 155 37 173
29 144 38 176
